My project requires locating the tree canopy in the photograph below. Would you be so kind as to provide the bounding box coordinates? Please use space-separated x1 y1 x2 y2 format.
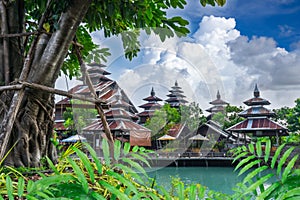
0 0 226 167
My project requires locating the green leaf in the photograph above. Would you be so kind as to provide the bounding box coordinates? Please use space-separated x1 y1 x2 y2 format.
282 155 298 183
257 182 280 200
271 143 285 169
34 191 51 199
6 176 14 200
114 140 121 161
114 164 143 184
106 170 138 194
264 139 271 163
99 180 130 200
122 157 147 176
189 184 197 200
90 191 106 200
102 139 111 166
246 173 274 195
66 157 89 194
216 0 226 6
243 165 268 184
132 145 139 152
198 184 206 199
277 146 295 175
248 143 255 154
46 156 59 175
17 177 25 198
157 186 172 200
282 187 300 199
34 174 75 188
124 142 130 156
26 180 35 194
232 151 248 163
84 142 103 174
130 153 151 167
256 141 262 157
146 9 153 20
238 159 261 176
177 182 184 200
234 155 256 171
73 146 95 183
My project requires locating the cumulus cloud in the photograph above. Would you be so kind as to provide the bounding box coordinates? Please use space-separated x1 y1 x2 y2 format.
117 15 300 110
56 15 300 112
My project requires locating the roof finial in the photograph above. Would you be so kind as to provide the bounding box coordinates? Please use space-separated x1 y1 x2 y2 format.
151 87 155 96
254 83 260 98
217 90 221 100
175 80 178 87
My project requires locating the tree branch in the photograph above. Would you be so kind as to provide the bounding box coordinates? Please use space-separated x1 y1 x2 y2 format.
0 1 10 84
0 82 107 105
0 31 42 38
73 38 115 157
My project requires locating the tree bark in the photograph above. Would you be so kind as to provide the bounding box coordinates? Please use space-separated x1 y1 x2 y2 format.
0 0 91 167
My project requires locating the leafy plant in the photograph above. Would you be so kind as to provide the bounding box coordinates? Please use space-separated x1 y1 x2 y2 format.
231 139 300 199
0 140 163 199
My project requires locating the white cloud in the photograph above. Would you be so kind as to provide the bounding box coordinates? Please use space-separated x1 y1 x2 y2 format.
57 15 300 112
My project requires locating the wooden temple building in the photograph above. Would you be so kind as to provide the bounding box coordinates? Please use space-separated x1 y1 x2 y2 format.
191 91 236 152
83 88 151 149
137 87 163 124
206 90 229 119
165 81 188 109
227 84 288 145
54 63 151 149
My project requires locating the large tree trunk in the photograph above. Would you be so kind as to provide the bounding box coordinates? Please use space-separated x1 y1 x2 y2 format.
0 0 91 167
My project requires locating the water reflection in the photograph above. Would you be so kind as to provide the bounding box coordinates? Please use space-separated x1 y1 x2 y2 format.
147 167 244 194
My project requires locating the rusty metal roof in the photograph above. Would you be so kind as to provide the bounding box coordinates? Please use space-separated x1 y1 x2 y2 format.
238 106 275 117
243 97 271 106
139 102 162 109
227 117 287 132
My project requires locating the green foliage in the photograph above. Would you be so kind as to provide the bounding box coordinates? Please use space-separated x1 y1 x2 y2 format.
0 140 162 199
24 0 224 78
200 0 227 7
223 105 244 129
231 139 300 199
180 102 207 131
3 137 299 199
145 104 181 137
212 112 226 125
273 98 300 134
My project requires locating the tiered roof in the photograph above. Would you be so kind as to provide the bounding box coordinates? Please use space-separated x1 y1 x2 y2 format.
83 88 151 146
165 81 188 108
206 90 228 114
137 87 162 124
227 84 287 137
55 63 138 131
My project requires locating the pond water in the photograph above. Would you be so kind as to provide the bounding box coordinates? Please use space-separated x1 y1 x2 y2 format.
147 167 245 194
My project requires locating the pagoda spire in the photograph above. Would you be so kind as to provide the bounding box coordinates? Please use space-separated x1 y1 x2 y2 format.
151 87 155 96
138 87 163 124
254 83 260 98
175 80 178 87
217 90 221 100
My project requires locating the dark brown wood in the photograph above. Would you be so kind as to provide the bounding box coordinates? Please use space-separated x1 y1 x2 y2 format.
0 31 39 38
0 1 10 85
74 40 115 157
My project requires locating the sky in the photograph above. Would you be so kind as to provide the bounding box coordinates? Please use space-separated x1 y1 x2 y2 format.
56 0 300 114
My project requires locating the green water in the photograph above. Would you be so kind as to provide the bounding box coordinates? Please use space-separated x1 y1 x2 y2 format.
147 167 243 194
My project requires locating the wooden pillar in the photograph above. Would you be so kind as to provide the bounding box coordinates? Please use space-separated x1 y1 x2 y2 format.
276 132 279 146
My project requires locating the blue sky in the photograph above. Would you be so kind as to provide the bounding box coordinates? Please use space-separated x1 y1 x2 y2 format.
170 0 300 50
56 0 300 112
